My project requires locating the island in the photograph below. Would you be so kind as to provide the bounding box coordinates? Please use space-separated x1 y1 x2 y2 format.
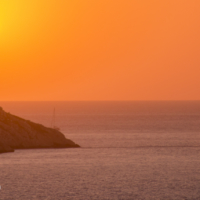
0 107 80 154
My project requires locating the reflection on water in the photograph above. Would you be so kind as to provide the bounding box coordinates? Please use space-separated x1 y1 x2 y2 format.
1 147 200 200
0 101 200 199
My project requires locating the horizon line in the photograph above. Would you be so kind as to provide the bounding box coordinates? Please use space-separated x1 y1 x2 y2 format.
0 100 200 102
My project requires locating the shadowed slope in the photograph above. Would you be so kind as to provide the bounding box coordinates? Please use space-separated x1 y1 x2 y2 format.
0 107 80 153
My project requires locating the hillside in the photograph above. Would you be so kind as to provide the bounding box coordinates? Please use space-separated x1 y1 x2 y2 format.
0 107 80 153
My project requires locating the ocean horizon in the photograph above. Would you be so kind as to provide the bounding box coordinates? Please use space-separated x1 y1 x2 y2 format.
0 101 200 199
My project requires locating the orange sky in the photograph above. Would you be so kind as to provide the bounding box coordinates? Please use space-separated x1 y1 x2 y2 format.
1 0 200 101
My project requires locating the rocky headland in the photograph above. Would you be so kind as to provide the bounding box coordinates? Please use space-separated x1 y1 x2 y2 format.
0 107 80 154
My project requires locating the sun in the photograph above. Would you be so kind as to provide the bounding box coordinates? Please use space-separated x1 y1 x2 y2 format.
0 1 23 48
0 1 40 49
0 1 8 42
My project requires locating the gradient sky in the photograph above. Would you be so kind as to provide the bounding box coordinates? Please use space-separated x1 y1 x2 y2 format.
1 0 200 101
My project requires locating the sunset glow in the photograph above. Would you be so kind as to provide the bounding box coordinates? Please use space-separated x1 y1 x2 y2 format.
1 0 200 101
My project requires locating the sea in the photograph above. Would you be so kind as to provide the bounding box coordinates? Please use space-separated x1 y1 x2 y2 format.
0 101 200 200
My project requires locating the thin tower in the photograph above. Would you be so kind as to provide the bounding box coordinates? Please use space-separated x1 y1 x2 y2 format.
51 108 60 131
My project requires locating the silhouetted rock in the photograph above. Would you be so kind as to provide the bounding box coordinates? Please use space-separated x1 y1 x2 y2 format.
0 107 80 154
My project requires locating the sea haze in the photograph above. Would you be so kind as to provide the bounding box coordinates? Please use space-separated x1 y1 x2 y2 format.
0 101 200 199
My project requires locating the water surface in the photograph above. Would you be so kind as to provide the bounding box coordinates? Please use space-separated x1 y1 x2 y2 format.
0 101 200 199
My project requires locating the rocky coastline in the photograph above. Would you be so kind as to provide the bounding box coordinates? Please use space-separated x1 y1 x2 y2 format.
0 107 80 154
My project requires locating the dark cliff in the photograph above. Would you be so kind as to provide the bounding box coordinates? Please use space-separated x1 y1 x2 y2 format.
0 107 80 153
